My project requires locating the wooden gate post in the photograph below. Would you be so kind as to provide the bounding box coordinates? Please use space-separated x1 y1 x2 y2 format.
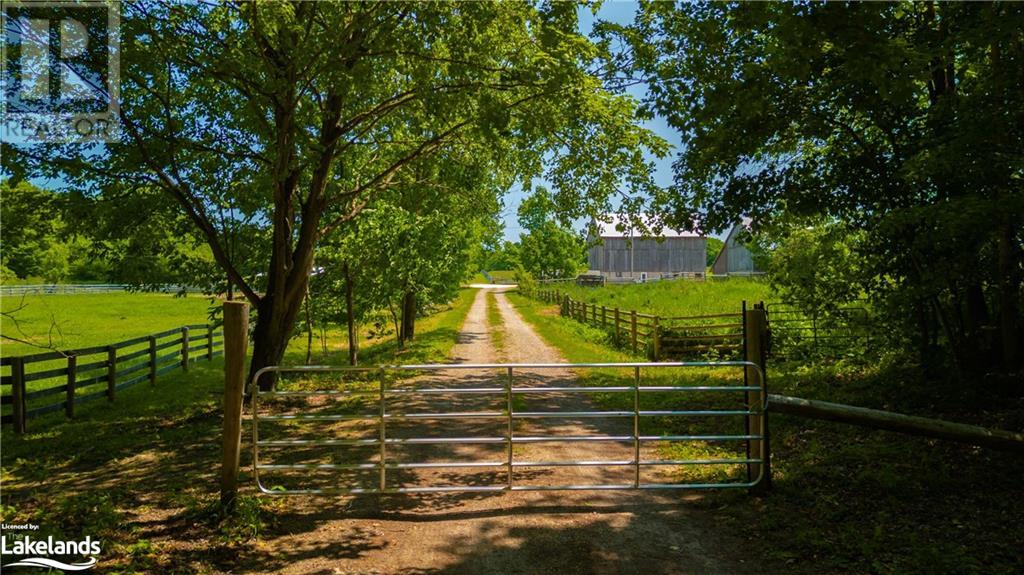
181 327 190 372
106 346 117 402
630 311 638 353
221 300 249 512
652 316 661 361
148 336 157 385
66 355 76 418
11 356 26 434
744 305 770 494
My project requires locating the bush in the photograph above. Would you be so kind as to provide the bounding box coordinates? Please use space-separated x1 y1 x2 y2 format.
513 265 537 297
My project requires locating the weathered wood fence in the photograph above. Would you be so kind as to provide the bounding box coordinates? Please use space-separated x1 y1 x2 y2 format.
535 289 749 361
1 324 224 433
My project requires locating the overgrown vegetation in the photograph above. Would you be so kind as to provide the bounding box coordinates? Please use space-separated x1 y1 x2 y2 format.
545 277 773 317
507 292 1024 575
607 2 1023 375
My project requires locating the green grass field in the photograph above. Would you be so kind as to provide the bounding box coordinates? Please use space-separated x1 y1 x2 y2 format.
1 288 476 427
1 292 216 356
544 277 774 317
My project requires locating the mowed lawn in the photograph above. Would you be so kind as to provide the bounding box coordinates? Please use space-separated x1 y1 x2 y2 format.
0 292 216 356
548 277 774 317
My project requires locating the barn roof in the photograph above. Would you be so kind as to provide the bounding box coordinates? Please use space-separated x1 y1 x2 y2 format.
592 214 701 239
711 217 756 272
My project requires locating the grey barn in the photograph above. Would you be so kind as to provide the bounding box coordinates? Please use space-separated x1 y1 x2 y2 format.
711 218 763 276
587 215 706 280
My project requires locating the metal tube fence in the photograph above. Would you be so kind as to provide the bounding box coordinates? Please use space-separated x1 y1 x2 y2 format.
248 362 769 496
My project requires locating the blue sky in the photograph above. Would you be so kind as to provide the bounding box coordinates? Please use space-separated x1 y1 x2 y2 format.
500 1 684 241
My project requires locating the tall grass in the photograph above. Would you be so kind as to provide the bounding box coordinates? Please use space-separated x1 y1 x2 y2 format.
546 278 774 317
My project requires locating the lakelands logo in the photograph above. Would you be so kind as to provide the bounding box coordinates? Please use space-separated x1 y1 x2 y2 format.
1 535 101 571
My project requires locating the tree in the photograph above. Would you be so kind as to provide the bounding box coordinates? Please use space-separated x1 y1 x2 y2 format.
7 2 664 387
610 2 1024 372
517 189 586 279
769 223 864 316
705 237 724 269
519 221 586 279
0 181 65 280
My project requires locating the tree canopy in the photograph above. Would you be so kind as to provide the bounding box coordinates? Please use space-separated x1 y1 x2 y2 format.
605 1 1023 372
5 2 664 381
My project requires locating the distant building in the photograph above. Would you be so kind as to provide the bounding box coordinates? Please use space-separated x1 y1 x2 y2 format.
586 214 706 281
711 218 763 276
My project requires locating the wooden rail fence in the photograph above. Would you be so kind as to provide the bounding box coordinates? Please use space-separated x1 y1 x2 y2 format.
535 289 750 361
1 324 224 433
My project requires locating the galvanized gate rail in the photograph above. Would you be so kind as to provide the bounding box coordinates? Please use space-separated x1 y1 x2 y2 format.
249 362 767 495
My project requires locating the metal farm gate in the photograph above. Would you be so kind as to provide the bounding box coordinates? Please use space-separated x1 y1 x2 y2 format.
247 362 768 496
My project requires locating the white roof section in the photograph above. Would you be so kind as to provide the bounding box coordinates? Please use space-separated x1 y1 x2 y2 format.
592 214 701 239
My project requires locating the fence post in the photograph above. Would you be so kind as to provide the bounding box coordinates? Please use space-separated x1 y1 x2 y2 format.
181 327 190 372
631 310 638 353
601 305 607 327
744 305 770 494
221 300 249 513
106 346 117 402
652 316 661 361
148 336 157 385
66 355 76 418
614 308 621 344
207 325 215 360
11 357 26 434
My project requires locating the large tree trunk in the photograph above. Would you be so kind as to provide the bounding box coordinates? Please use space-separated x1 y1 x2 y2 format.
400 291 416 343
249 278 308 391
345 262 358 366
304 287 313 364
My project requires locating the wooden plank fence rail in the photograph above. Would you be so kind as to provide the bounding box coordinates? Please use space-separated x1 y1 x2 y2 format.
533 289 749 361
1 324 224 433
